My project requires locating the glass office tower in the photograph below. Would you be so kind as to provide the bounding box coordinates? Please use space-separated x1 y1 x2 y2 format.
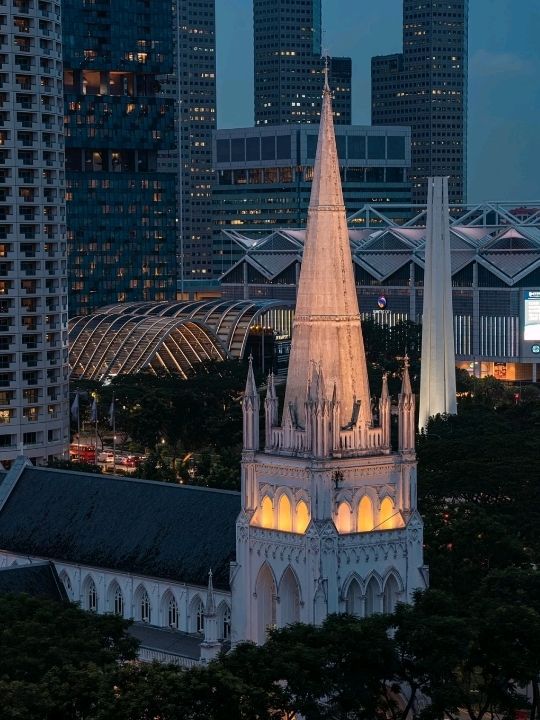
63 0 177 315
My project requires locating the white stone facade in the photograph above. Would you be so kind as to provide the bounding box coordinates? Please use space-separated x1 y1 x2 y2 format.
231 77 426 646
0 0 69 464
0 551 232 642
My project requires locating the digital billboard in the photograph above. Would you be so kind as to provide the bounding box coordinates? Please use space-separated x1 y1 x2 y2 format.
523 290 540 341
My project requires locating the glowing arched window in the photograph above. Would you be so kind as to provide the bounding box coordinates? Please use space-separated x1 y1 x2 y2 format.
336 501 351 533
380 497 396 530
296 500 310 533
277 494 292 532
357 495 374 532
260 495 273 529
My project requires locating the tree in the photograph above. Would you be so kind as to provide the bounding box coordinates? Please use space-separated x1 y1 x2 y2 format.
0 594 137 720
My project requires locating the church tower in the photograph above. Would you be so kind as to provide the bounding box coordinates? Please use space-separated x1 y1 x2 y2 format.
231 71 426 645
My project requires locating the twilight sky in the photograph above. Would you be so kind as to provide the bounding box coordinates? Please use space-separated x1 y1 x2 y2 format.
216 0 540 204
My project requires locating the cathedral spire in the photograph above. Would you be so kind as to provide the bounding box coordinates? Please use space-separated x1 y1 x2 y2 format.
282 74 372 431
243 355 259 451
200 569 220 663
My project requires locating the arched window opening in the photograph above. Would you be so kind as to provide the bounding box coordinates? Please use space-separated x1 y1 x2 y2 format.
60 572 73 600
383 574 400 614
86 578 97 612
196 600 205 633
357 495 374 532
255 564 276 644
114 586 124 617
168 595 178 628
279 567 300 627
221 605 231 640
260 495 273 529
295 500 310 533
365 577 380 617
380 497 397 530
139 588 151 624
345 578 362 617
277 493 292 532
336 501 352 533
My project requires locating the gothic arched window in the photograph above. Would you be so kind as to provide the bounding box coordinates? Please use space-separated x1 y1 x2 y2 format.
87 578 97 612
168 595 178 629
295 500 310 533
336 501 352 533
221 605 231 640
196 599 205 633
260 495 273 529
357 495 374 532
383 574 400 614
345 578 362 617
114 586 124 617
140 589 151 623
277 493 292 532
380 497 396 530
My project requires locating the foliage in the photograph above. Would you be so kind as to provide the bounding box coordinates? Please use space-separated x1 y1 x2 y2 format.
0 594 137 720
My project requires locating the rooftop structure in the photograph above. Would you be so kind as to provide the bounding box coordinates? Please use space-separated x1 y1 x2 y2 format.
68 299 294 380
220 202 540 381
213 123 411 277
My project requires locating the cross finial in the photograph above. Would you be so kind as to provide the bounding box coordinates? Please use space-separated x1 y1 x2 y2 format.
322 51 330 93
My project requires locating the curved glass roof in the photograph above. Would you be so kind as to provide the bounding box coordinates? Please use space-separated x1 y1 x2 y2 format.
69 299 293 380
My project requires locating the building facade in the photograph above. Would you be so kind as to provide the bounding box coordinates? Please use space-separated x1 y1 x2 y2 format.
159 0 216 283
219 203 540 382
232 76 425 645
213 123 411 276
371 0 468 204
254 0 351 125
0 0 70 465
63 0 177 315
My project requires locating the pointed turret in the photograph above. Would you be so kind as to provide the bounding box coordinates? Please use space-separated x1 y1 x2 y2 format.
243 355 259 451
398 356 415 453
282 71 372 435
200 569 220 663
379 373 391 450
264 371 278 449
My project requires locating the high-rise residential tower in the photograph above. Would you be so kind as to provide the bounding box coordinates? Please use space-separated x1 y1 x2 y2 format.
160 0 217 283
63 0 177 316
254 0 351 125
371 0 468 204
0 0 70 465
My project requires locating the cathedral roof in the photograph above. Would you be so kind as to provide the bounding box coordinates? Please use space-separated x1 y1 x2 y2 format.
0 561 67 602
282 76 372 428
0 466 239 590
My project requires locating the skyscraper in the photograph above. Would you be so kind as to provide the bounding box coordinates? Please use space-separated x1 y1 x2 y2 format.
0 0 70 465
254 0 351 125
160 0 217 283
371 0 468 204
63 0 177 315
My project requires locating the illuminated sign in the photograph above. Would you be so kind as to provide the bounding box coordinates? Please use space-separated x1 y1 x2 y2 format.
523 290 540 341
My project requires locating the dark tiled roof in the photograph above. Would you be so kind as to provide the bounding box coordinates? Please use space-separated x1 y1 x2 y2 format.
128 623 202 660
0 467 240 590
0 561 67 602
